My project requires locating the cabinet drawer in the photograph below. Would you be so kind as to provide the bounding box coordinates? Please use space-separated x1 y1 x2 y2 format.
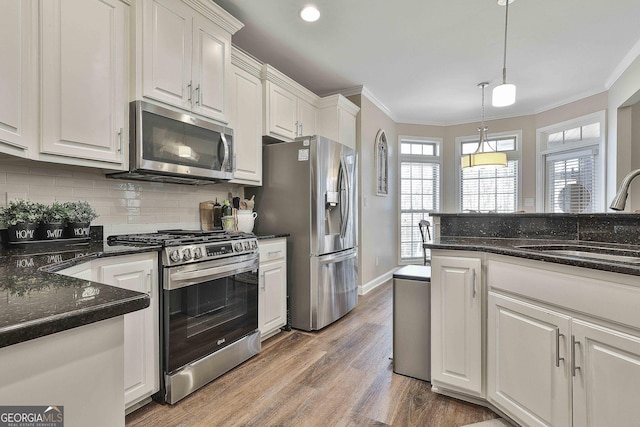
488 258 640 330
259 239 286 263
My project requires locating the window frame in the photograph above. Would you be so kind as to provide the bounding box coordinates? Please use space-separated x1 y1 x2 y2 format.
397 135 442 265
455 130 522 213
535 111 606 212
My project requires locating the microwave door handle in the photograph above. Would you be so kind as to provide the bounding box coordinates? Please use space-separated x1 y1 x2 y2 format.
220 133 230 171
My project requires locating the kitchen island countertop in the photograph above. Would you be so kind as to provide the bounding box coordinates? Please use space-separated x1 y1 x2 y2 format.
426 237 640 277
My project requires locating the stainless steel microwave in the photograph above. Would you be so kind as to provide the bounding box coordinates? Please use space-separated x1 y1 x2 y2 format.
107 101 234 185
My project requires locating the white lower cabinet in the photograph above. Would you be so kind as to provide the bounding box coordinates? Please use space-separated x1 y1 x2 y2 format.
430 253 483 396
488 292 572 427
572 319 640 427
487 257 640 427
258 238 287 340
58 252 159 410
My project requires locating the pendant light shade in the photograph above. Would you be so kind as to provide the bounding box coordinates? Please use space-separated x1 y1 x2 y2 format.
492 83 516 107
462 83 508 170
492 0 516 107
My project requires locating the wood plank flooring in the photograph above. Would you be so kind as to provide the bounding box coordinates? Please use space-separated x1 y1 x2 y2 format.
126 280 499 427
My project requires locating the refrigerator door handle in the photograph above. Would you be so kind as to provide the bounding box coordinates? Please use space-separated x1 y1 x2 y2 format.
339 156 351 239
317 248 358 264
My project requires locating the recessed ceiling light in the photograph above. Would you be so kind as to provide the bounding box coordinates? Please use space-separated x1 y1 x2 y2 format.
300 6 320 22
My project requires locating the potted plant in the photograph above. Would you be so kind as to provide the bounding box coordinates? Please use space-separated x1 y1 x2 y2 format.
0 200 44 242
39 202 70 240
63 201 99 238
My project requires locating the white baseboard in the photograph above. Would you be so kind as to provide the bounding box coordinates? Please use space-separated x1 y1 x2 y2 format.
359 267 402 295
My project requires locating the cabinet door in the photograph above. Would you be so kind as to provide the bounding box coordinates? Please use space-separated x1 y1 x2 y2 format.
297 98 317 137
572 319 640 427
258 239 287 339
97 254 159 409
0 1 36 157
142 0 191 109
260 259 287 336
338 107 357 149
230 64 262 185
431 255 483 395
265 82 297 141
488 292 572 427
191 13 230 123
40 0 126 166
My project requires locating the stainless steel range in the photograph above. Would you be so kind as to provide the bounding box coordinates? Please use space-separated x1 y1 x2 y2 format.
108 230 260 404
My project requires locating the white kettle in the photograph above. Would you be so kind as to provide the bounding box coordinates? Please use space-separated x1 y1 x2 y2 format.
236 210 257 233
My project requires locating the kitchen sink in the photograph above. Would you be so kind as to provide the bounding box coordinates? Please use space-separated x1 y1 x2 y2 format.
515 244 640 264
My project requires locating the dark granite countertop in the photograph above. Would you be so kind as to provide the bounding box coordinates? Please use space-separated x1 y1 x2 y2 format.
427 237 640 277
0 240 160 348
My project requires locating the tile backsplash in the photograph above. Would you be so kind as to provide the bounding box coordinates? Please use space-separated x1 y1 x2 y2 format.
0 158 244 237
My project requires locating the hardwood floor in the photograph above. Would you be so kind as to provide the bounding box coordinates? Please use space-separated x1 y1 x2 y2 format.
126 280 499 427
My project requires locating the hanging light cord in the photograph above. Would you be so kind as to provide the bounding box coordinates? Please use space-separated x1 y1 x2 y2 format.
501 0 510 85
476 82 488 154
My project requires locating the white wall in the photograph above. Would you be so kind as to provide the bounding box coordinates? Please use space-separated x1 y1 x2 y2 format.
0 156 243 236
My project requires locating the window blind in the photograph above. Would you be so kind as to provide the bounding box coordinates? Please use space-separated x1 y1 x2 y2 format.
546 148 599 213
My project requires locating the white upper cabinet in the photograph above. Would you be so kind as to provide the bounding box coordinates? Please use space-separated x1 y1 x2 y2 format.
229 48 263 185
140 0 242 125
40 0 128 168
318 94 359 149
0 1 37 158
262 64 319 142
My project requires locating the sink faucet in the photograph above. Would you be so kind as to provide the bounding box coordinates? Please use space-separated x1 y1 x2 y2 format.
610 168 640 211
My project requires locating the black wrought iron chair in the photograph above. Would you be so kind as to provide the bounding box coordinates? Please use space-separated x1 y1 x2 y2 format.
418 219 431 266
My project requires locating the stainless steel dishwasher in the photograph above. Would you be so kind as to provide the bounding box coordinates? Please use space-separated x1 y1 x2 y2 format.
393 265 431 381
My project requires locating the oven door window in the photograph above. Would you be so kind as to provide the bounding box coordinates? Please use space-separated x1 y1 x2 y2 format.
166 270 258 373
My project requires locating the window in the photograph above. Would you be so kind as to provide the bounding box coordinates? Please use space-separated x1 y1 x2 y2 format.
399 137 441 263
537 112 605 213
458 133 520 212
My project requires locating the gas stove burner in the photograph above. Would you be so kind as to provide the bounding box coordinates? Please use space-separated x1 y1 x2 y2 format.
107 229 259 266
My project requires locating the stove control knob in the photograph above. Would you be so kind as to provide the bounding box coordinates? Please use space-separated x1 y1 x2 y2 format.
169 249 181 263
193 247 203 259
234 242 243 252
182 248 192 261
243 241 251 250
251 241 258 249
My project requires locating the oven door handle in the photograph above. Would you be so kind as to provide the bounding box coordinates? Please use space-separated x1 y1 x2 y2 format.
166 258 258 290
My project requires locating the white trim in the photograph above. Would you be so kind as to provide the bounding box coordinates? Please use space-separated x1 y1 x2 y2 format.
325 85 396 121
605 38 640 90
455 130 523 212
359 268 398 295
397 135 442 264
535 110 606 212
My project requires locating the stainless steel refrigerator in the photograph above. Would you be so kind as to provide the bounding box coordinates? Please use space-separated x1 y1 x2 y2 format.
247 135 358 331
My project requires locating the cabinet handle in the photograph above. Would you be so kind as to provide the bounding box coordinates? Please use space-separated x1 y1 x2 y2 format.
268 250 282 256
260 272 265 291
299 122 303 136
117 128 123 152
187 81 193 105
295 121 299 136
195 84 201 105
556 329 565 367
571 335 581 376
146 272 152 294
471 269 477 299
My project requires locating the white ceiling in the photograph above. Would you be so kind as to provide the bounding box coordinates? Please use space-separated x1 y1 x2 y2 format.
214 0 640 126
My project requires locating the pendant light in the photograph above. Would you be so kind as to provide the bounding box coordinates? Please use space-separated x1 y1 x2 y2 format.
461 83 508 169
492 0 516 107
